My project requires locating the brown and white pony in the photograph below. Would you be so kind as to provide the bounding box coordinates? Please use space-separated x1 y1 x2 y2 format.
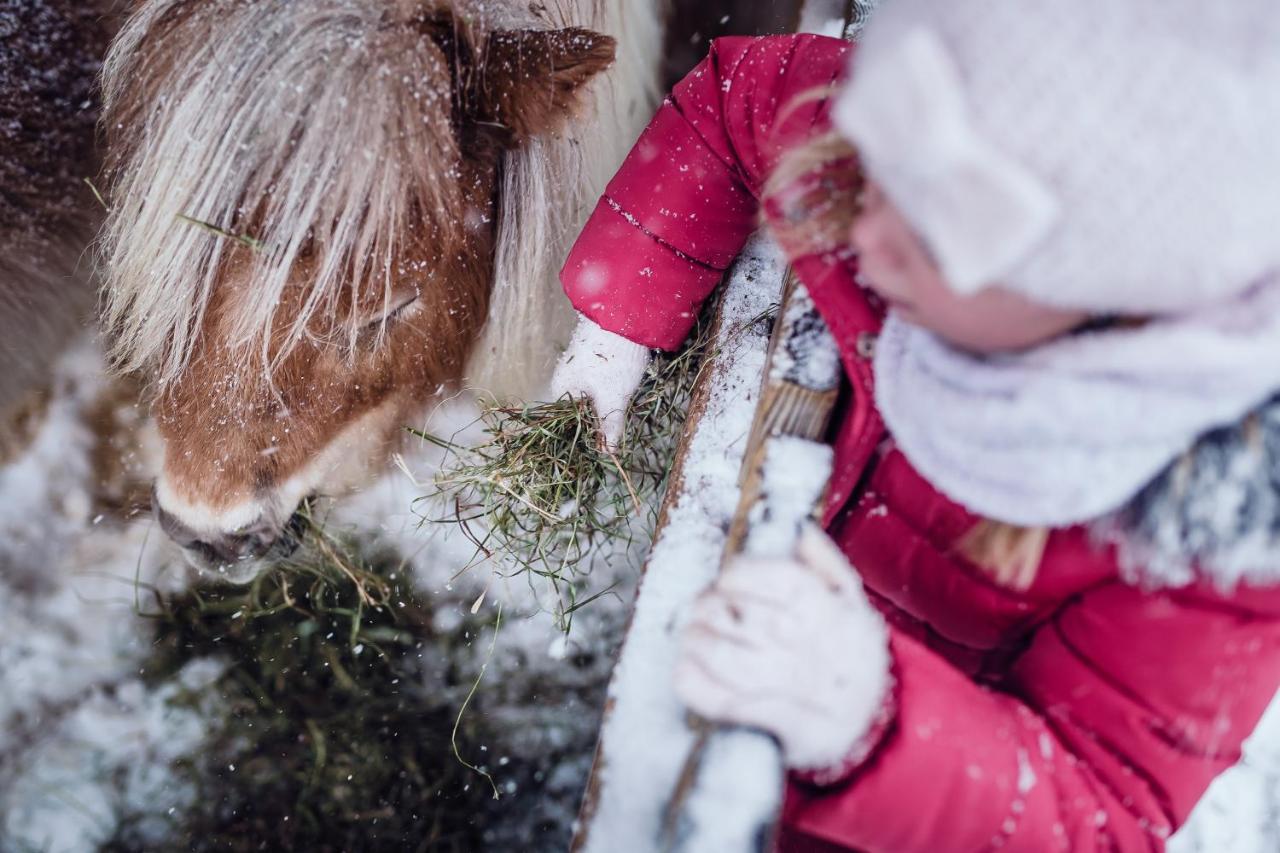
0 1 119 447
97 0 663 578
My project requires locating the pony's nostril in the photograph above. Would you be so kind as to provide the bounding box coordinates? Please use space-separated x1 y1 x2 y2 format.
153 491 285 565
211 525 281 562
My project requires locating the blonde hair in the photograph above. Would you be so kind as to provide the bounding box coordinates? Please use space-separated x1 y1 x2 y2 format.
956 521 1050 591
762 87 864 261
765 89 1052 592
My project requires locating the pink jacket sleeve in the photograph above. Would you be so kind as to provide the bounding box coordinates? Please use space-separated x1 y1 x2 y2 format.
560 34 854 350
782 582 1280 853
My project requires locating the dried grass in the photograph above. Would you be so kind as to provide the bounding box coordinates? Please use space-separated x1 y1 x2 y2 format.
414 302 768 631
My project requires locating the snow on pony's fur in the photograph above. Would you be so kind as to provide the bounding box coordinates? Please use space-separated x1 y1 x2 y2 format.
98 0 656 565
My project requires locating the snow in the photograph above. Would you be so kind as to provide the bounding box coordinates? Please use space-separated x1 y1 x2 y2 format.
576 233 786 853
327 397 647 849
767 284 842 393
0 344 636 851
746 436 834 556
796 2 849 41
0 341 198 851
675 730 785 853
1 343 107 577
2 661 223 852
1096 395 1280 591
1016 747 1037 795
1171 697 1280 852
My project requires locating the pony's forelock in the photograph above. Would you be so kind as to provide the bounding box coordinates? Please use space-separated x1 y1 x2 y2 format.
100 0 469 386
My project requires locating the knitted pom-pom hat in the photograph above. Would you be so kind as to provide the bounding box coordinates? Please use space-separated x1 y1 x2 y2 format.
834 0 1280 314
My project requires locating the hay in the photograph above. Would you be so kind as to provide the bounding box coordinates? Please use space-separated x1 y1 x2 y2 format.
108 508 501 853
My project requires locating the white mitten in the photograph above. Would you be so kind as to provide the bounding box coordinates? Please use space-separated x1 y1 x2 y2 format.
550 315 651 449
674 525 892 774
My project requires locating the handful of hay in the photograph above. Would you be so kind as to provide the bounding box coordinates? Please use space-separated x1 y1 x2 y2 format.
414 318 723 631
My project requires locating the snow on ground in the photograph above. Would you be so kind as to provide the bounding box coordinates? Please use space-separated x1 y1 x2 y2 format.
333 398 645 849
1172 697 1280 851
3 660 225 852
0 340 197 851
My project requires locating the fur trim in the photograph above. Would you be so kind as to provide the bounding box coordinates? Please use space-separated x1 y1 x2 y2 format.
1096 396 1280 589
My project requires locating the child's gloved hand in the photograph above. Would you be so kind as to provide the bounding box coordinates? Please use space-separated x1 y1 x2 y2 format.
550 315 651 449
674 525 892 775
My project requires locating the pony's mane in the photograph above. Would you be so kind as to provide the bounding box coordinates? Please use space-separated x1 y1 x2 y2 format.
473 0 663 399
100 0 472 387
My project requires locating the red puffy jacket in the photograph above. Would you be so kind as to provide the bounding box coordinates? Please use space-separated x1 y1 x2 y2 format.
561 34 1280 852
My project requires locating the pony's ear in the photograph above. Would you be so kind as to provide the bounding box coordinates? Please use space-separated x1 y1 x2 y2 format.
474 27 615 147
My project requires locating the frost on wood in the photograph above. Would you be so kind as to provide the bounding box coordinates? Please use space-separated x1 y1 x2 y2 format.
767 285 841 394
795 0 880 39
577 233 786 853
845 0 881 38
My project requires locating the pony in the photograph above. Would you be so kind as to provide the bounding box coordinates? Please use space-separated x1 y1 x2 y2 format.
97 0 664 578
0 1 119 452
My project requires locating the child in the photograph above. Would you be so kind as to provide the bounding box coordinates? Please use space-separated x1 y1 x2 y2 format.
552 1 1280 850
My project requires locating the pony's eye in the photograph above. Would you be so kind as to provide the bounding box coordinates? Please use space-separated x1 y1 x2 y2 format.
362 294 420 330
349 294 420 351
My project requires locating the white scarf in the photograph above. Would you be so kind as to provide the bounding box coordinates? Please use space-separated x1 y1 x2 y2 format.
873 278 1280 528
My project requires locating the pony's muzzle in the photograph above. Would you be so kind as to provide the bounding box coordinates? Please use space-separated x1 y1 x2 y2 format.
153 490 299 583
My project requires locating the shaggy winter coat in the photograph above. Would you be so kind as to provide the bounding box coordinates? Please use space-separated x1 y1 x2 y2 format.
561 35 1280 852
0 1 116 417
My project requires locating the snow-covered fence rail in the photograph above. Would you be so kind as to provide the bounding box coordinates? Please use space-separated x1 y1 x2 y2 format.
571 257 845 853
570 233 789 853
568 3 876 848
659 276 841 852
569 8 872 851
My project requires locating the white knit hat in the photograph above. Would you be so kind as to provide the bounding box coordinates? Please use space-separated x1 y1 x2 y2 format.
834 0 1280 314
